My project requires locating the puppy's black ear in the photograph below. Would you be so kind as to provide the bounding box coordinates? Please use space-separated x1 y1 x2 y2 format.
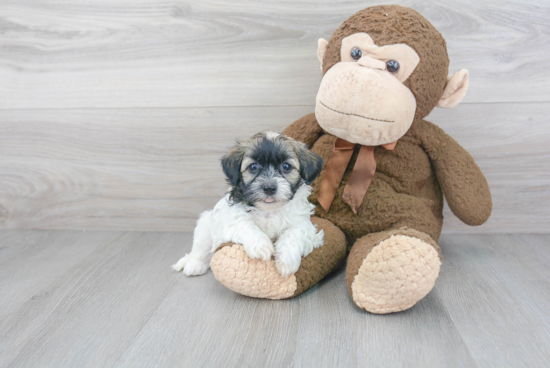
297 147 323 185
221 146 244 187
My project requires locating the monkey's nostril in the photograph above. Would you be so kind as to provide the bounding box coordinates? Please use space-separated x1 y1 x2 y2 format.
263 185 277 195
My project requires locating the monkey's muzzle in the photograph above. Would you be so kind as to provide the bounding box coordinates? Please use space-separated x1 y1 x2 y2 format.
315 63 416 146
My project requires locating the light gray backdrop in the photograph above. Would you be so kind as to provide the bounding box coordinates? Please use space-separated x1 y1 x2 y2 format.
1 0 548 233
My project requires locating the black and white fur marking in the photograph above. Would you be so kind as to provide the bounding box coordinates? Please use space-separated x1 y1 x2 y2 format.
172 131 324 277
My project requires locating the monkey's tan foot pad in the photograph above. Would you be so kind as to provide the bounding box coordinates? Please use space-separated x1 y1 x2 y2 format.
211 244 298 299
210 218 346 300
350 235 441 314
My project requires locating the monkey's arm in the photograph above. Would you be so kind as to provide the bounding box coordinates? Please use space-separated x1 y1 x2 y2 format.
282 113 324 147
416 120 492 226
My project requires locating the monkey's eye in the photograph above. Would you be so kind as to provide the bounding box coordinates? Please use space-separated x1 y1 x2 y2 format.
248 163 259 173
281 163 292 172
386 60 400 73
350 47 362 61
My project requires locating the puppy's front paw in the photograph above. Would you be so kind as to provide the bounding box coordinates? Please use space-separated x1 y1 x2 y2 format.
242 233 274 261
172 255 209 276
274 246 301 277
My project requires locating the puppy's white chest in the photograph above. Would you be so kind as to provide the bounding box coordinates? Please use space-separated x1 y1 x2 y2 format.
252 210 286 241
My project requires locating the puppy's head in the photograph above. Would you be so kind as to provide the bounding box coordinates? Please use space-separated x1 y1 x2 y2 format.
221 131 323 210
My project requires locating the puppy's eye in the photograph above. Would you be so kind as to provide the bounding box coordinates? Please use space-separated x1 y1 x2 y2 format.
281 163 292 172
350 47 362 61
386 60 400 73
248 163 259 173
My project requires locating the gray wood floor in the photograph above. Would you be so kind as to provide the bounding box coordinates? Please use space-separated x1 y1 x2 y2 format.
1 231 548 367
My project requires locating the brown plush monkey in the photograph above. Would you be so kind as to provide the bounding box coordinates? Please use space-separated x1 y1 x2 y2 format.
210 5 491 313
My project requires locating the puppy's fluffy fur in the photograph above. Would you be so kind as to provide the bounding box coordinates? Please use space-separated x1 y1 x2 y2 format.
173 131 324 277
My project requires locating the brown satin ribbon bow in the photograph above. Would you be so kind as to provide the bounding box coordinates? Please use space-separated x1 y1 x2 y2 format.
318 138 397 215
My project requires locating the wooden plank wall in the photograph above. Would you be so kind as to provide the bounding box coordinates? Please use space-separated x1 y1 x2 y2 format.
0 0 548 233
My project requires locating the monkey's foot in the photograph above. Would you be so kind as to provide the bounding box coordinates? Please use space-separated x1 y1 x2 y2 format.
211 243 297 299
211 217 346 300
346 228 441 314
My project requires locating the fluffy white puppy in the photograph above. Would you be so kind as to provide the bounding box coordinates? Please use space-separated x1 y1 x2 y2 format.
173 131 324 277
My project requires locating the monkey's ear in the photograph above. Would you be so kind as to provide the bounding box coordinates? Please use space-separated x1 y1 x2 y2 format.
437 69 469 108
317 38 329 72
221 148 243 187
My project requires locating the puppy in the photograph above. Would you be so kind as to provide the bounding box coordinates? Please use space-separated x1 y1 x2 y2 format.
172 131 324 277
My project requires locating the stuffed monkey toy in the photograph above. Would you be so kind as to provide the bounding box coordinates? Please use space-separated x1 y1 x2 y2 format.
210 5 492 314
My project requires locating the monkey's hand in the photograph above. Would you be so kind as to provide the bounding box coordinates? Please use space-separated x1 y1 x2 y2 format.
418 119 492 226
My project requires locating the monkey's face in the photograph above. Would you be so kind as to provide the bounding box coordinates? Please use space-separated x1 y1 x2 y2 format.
315 33 420 146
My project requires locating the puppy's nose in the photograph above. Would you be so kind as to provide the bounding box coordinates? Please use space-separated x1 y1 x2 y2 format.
263 185 277 195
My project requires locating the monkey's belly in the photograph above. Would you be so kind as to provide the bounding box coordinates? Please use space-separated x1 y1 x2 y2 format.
309 134 443 244
312 178 443 245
